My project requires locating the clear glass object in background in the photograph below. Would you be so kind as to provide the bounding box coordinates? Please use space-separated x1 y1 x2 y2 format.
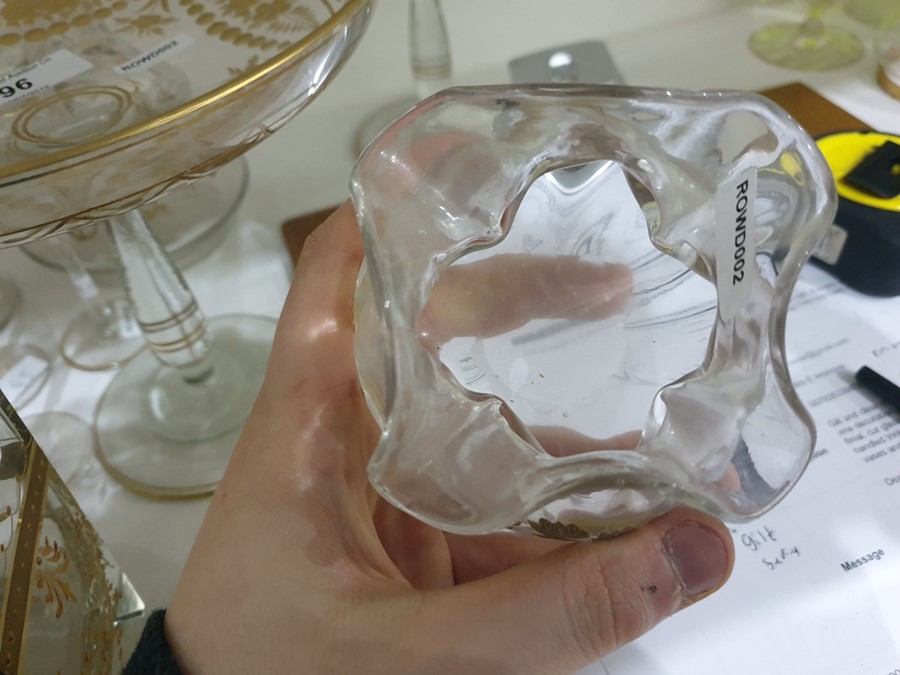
0 277 48 409
876 6 900 99
844 0 899 26
352 85 836 540
354 0 452 155
45 236 147 373
0 1 373 497
0 390 144 674
0 276 18 330
749 0 864 70
23 411 94 488
0 331 50 410
22 157 250 373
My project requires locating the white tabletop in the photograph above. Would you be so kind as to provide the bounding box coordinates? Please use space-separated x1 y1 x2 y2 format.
1 0 898 660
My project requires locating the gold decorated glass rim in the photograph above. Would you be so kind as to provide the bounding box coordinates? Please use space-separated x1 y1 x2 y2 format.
0 0 371 184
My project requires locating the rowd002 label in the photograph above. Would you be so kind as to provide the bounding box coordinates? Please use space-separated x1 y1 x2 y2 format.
715 167 757 321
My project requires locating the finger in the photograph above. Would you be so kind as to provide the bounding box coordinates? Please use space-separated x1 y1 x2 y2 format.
267 200 364 390
230 201 381 524
420 255 632 344
417 508 734 674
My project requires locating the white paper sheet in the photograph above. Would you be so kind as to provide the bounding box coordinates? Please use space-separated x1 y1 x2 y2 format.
586 264 900 675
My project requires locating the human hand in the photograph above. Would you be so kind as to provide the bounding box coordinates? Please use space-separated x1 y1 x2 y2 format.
165 202 734 675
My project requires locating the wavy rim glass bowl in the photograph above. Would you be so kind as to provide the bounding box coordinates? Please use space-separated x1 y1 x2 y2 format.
352 84 836 540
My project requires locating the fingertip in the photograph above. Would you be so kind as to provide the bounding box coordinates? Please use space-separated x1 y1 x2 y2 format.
274 199 365 359
559 508 733 657
423 508 734 672
651 508 735 602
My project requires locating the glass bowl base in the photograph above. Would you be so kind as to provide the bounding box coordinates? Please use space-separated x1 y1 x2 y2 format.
60 300 146 371
94 314 276 498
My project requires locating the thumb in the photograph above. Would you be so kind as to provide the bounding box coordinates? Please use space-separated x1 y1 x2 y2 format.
426 508 734 674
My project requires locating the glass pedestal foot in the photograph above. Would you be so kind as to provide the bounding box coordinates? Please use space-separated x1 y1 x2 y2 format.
0 343 51 408
94 314 275 498
749 21 864 71
24 411 94 487
61 299 146 371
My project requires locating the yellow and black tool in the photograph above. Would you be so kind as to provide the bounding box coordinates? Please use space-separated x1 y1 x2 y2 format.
814 131 900 296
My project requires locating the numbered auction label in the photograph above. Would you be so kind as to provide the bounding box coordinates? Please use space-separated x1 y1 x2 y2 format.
715 167 757 321
0 49 93 107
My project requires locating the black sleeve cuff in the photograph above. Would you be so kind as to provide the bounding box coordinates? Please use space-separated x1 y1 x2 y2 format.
122 609 184 675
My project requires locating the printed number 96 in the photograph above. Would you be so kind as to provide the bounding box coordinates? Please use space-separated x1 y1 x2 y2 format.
0 78 33 98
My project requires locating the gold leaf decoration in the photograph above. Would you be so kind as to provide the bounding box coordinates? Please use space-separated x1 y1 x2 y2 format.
206 0 321 33
115 13 177 35
0 0 98 27
139 0 172 11
210 0 254 22
528 518 591 541
33 536 77 619
527 517 637 541
227 53 260 78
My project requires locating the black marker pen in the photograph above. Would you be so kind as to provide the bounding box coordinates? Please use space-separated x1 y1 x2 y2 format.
855 366 900 412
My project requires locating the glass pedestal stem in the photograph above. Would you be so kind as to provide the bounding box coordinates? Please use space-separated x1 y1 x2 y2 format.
95 207 276 497
108 209 210 380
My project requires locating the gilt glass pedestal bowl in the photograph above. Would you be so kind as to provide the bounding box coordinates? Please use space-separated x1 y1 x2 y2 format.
353 85 837 540
0 0 373 497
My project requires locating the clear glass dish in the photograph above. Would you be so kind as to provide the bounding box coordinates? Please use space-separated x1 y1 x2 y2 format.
0 1 373 498
352 84 837 540
0 0 371 245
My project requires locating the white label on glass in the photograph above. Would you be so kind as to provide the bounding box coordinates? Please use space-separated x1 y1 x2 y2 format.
0 355 49 402
112 299 142 339
114 34 195 74
715 167 757 321
0 49 93 107
811 222 848 266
